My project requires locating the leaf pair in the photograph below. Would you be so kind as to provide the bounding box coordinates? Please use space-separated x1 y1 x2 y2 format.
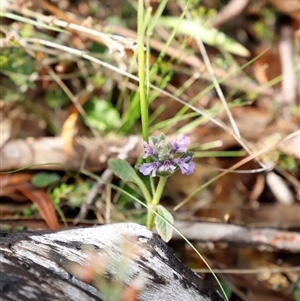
108 158 174 242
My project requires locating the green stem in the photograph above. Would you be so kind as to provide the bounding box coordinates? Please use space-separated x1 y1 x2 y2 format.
137 3 156 211
138 180 153 206
137 0 148 142
146 176 167 230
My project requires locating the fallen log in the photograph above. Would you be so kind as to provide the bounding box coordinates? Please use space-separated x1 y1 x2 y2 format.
0 136 143 172
0 223 225 301
1 128 298 172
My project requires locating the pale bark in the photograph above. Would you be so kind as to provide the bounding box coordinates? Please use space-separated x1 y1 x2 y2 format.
0 223 225 301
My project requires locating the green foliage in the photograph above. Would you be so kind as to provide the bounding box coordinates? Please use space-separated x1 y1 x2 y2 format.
84 98 120 132
279 153 299 171
154 205 174 242
109 158 144 185
217 282 232 299
45 87 71 108
88 41 108 54
117 91 142 134
0 47 36 93
15 225 26 232
116 183 143 207
51 180 92 208
51 183 74 206
294 275 300 301
19 23 35 38
253 7 276 43
158 17 250 57
22 204 38 217
31 172 61 188
293 106 300 118
51 182 76 226
67 181 93 208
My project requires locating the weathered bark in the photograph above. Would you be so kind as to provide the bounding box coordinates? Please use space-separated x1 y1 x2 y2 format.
0 223 225 301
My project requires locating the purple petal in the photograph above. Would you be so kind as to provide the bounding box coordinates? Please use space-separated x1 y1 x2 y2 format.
158 160 176 173
139 162 160 177
184 161 195 175
143 141 157 159
173 156 195 175
172 134 190 153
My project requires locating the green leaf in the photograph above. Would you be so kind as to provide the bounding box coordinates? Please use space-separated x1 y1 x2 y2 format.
31 172 61 188
108 158 143 185
158 17 250 57
158 133 166 142
151 136 159 145
180 151 195 161
109 159 153 204
155 205 174 242
84 98 120 132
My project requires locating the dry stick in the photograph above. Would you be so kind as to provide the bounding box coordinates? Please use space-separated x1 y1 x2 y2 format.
3 2 138 55
275 164 300 191
173 131 299 211
182 5 241 138
105 181 112 224
278 24 297 105
213 0 250 28
75 168 114 222
193 266 300 274
173 221 300 252
196 40 241 136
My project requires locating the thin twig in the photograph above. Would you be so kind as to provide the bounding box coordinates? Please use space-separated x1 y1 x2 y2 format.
75 169 114 222
193 266 300 274
173 221 300 252
182 5 241 138
213 0 250 28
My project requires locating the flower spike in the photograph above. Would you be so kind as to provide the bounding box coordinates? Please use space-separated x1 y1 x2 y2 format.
137 133 195 177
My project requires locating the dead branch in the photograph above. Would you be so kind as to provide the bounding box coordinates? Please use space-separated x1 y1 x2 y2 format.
0 136 143 172
173 221 300 252
0 223 225 301
1 124 299 172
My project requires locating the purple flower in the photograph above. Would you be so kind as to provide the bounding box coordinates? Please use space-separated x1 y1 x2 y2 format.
173 156 195 175
142 141 158 159
137 133 195 177
172 134 190 153
139 161 161 177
